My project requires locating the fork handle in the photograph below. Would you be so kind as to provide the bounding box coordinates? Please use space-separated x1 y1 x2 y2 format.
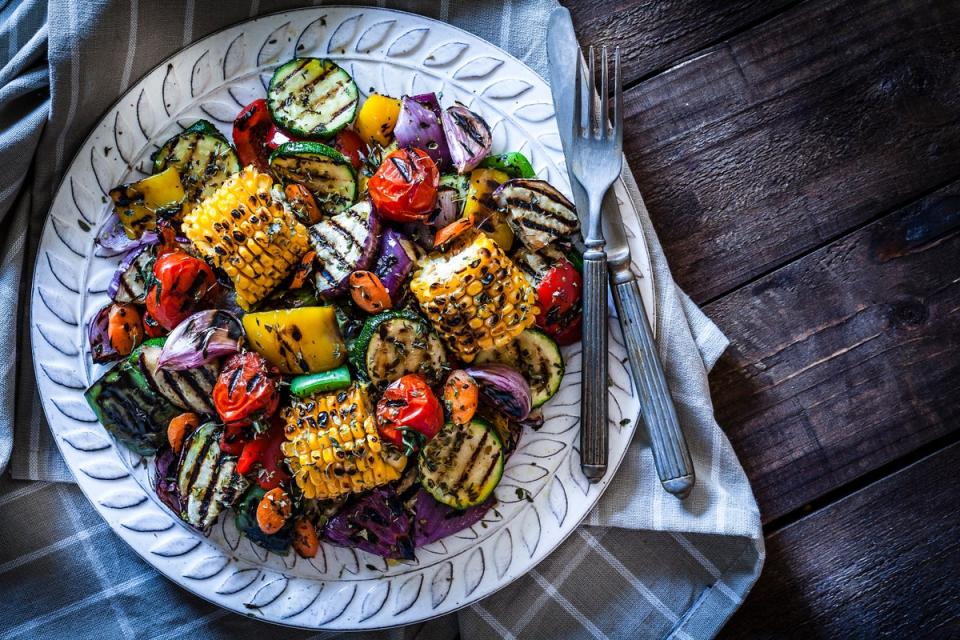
580 245 609 482
610 265 695 498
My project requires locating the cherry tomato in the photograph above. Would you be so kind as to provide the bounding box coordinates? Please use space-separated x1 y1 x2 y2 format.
213 352 280 428
236 420 290 490
220 422 249 456
535 258 582 346
349 270 392 314
376 374 444 454
233 99 275 171
142 310 167 338
332 129 365 170
367 147 439 222
442 370 479 426
145 250 217 331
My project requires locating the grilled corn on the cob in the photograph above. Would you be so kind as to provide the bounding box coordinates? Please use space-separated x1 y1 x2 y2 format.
410 232 538 362
181 166 308 310
280 384 406 500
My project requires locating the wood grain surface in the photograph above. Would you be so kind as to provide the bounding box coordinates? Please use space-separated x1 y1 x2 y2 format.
563 0 960 633
718 443 960 638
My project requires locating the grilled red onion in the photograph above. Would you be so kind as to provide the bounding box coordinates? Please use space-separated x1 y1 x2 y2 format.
157 310 244 370
442 104 492 174
107 244 154 303
373 228 421 301
96 216 158 256
394 93 451 170
465 364 532 420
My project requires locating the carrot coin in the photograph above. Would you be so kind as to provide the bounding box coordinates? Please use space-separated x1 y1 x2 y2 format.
292 517 319 558
167 412 200 454
256 487 292 535
433 215 475 250
284 183 323 225
349 270 392 314
443 370 479 425
107 304 144 356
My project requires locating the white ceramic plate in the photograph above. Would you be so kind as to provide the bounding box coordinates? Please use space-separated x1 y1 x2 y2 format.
30 7 655 630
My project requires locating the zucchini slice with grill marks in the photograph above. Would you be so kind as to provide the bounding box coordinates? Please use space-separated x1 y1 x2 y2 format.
267 57 359 138
419 419 505 509
177 422 250 530
153 120 240 201
270 141 357 216
350 310 447 387
492 179 579 251
137 341 219 414
474 329 564 408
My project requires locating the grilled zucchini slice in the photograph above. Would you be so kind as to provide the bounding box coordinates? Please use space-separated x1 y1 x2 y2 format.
137 342 219 414
270 141 356 216
474 329 564 408
153 120 240 201
493 179 579 251
350 310 447 387
267 57 359 138
177 423 249 530
419 419 505 509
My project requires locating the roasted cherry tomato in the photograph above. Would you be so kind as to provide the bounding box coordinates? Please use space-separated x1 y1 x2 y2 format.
213 352 281 428
236 420 290 490
375 374 444 454
367 147 439 222
141 310 167 338
349 270 392 314
145 250 217 331
233 99 275 171
535 258 582 345
332 129 365 170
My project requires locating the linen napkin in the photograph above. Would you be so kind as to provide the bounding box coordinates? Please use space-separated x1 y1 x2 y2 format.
0 1 764 638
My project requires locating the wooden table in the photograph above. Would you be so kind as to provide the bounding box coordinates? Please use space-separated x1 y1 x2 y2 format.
565 0 960 636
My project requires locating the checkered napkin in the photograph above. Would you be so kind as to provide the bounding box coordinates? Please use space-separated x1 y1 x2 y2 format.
0 1 763 638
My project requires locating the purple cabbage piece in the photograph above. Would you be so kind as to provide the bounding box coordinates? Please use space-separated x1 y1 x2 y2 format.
154 447 182 515
413 488 495 547
323 486 415 560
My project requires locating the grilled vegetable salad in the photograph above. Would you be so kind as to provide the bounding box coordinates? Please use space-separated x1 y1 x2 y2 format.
86 57 584 561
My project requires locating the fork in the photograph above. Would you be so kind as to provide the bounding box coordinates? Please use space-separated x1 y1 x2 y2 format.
569 46 623 482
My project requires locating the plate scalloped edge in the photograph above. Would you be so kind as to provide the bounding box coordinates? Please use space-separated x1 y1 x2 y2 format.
30 6 654 630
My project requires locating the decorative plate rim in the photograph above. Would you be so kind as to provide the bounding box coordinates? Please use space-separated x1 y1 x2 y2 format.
29 6 654 630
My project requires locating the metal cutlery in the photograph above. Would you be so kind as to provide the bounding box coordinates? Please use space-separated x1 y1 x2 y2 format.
567 45 623 482
548 7 696 496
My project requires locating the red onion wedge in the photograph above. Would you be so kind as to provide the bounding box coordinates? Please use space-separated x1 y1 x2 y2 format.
373 228 421 301
464 363 532 420
394 93 451 170
441 103 492 174
157 310 244 370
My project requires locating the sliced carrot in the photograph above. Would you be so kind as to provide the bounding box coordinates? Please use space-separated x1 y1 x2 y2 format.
256 487 292 535
442 370 479 426
167 412 200 454
349 270 392 314
433 215 475 250
290 250 316 290
292 517 319 558
285 183 323 225
107 304 144 356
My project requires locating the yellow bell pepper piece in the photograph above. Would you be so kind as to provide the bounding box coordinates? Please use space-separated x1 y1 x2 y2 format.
463 167 514 251
242 307 346 374
356 94 401 147
109 167 186 239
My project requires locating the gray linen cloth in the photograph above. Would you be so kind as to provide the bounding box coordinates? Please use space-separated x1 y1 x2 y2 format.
0 1 764 638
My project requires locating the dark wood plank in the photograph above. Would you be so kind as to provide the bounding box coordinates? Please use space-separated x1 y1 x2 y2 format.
621 0 960 302
706 181 960 522
564 0 796 86
718 442 960 638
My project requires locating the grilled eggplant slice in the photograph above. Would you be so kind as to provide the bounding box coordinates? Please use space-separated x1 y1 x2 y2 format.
137 341 219 414
309 200 380 297
177 422 249 530
419 419 505 509
153 120 240 201
267 57 359 138
84 339 181 455
270 141 356 216
474 329 564 408
493 179 579 251
350 310 447 387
